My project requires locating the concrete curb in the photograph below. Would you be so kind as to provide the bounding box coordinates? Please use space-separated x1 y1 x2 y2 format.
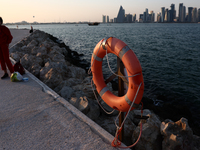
9 28 129 148
10 57 128 149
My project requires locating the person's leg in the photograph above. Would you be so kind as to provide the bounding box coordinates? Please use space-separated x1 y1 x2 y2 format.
0 46 7 71
1 44 14 74
0 47 8 79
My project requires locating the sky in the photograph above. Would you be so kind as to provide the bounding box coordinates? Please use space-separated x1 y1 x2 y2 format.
1 0 200 23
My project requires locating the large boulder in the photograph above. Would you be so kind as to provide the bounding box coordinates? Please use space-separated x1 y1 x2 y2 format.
69 96 90 114
132 112 162 150
43 68 63 89
129 109 152 125
20 54 35 70
10 42 23 53
59 86 74 100
10 52 22 62
39 61 68 81
51 45 67 56
21 45 31 53
31 63 42 77
40 39 56 51
48 49 65 63
95 115 136 145
85 100 100 121
71 76 96 99
67 66 85 80
193 135 200 150
54 78 82 94
161 117 195 150
27 39 38 50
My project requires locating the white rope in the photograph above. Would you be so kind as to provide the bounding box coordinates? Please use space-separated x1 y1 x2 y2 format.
91 78 115 115
114 82 142 130
88 39 115 115
89 38 142 115
114 111 122 128
89 38 143 142
105 44 141 78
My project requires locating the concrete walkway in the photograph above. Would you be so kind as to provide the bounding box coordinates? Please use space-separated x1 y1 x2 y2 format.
0 29 126 150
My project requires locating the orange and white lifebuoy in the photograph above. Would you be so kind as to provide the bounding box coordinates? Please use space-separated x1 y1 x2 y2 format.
91 37 144 112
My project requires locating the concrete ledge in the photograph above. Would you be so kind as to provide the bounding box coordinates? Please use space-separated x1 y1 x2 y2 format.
9 28 129 148
10 57 128 149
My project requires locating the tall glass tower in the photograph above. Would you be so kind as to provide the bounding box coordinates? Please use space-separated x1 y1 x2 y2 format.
182 6 186 22
161 7 165 22
102 15 106 23
143 12 146 22
117 6 125 23
133 14 136 22
188 7 193 22
170 4 175 22
164 9 169 22
179 3 183 22
157 12 161 22
192 8 197 22
146 8 148 21
107 16 109 23
198 9 200 22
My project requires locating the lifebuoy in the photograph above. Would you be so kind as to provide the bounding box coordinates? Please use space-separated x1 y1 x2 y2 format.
91 37 144 112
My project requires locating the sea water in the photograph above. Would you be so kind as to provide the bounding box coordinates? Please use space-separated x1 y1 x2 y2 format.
8 23 200 125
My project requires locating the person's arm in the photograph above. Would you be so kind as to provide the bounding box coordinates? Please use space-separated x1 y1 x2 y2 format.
3 26 13 44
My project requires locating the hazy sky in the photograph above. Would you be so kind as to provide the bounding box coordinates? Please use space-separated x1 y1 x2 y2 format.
1 0 200 23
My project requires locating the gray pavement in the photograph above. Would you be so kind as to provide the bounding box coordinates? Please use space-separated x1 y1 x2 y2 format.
0 29 126 150
10 29 31 47
0 70 117 150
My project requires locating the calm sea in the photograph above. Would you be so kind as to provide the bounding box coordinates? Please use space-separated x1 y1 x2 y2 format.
8 23 200 125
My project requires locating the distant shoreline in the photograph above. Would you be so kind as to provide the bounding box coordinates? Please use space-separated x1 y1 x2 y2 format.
5 22 200 26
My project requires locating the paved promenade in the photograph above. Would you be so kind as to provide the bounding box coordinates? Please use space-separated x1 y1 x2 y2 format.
0 29 126 150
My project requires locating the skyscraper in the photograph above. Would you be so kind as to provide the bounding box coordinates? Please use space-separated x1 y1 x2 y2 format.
107 16 109 23
125 14 133 23
133 14 136 22
179 3 186 22
139 14 143 22
149 11 155 22
157 12 161 22
164 9 169 22
179 3 183 22
170 4 175 22
174 10 176 21
161 7 165 22
188 7 193 22
192 8 197 22
143 12 146 22
198 8 200 22
102 15 106 23
139 14 143 20
146 8 148 21
117 6 125 23
182 6 186 22
114 18 117 23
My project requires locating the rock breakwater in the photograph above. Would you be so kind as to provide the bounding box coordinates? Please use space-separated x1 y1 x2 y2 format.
10 30 200 149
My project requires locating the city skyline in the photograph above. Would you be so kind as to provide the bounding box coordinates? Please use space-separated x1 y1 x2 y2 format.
1 0 200 23
103 3 200 23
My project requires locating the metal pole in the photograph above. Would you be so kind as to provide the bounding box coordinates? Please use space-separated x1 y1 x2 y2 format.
117 57 124 142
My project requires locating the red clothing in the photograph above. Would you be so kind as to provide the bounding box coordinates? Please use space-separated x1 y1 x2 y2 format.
0 25 13 45
0 25 14 73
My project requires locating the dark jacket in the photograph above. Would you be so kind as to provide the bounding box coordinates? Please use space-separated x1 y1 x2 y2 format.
0 25 13 45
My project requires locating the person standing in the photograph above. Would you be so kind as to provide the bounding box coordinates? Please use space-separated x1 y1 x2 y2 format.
29 26 33 33
0 17 14 79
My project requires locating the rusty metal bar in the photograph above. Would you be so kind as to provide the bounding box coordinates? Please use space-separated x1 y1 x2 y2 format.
117 57 125 142
105 72 117 84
